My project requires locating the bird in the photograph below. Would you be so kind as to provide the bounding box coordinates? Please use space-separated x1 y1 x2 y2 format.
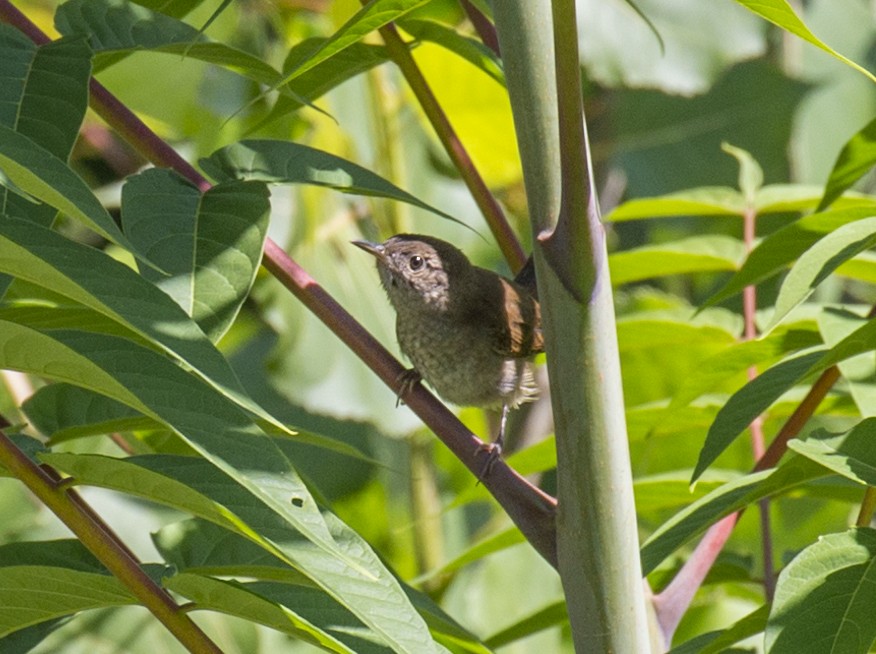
352 234 543 467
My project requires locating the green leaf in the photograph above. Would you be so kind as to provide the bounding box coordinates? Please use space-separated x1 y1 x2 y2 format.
400 19 504 86
22 383 153 443
276 0 434 86
704 205 876 307
483 600 567 649
641 455 829 575
0 320 344 549
769 216 876 328
607 184 873 225
254 38 390 129
734 0 876 84
154 520 482 653
722 142 763 203
669 606 768 654
0 566 135 638
789 418 876 486
42 453 444 653
55 0 283 86
608 235 744 285
693 316 876 481
0 127 135 251
692 350 821 481
819 116 876 211
0 217 286 437
669 325 823 408
416 528 526 582
165 574 361 653
817 308 876 417
0 539 105 573
121 170 270 341
606 187 745 221
200 139 464 225
0 30 92 233
0 33 91 162
765 528 876 653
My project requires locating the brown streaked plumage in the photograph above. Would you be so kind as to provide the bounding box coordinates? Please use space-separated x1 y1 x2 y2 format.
352 234 542 459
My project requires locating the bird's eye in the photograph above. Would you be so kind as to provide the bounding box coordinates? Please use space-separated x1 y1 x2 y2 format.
409 255 424 271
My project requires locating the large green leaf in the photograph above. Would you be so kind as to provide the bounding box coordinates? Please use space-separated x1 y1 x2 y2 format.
765 528 876 653
200 139 463 225
0 128 135 251
154 519 484 653
734 0 876 84
42 453 445 654
606 183 860 223
641 455 829 575
55 0 282 85
769 217 876 328
121 170 270 342
0 217 282 435
693 316 876 481
817 309 876 417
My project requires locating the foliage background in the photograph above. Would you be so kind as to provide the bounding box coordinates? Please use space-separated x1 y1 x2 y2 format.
0 0 875 652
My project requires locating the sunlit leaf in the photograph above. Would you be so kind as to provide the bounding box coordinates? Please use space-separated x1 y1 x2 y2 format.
769 217 876 328
121 170 270 341
765 528 876 653
201 139 465 226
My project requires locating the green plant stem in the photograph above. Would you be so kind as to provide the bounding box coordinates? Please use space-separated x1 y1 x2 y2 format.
374 20 527 272
0 421 223 654
493 0 651 650
409 436 445 589
856 486 876 527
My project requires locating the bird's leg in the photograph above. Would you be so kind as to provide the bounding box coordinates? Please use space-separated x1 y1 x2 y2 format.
395 368 422 407
476 402 510 480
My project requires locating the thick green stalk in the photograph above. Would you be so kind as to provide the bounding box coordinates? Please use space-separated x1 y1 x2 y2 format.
492 1 652 651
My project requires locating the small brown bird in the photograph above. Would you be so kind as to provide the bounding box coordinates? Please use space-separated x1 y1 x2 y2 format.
353 234 543 457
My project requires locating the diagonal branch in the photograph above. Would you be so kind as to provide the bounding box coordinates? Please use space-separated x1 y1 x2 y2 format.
0 418 223 654
0 0 558 566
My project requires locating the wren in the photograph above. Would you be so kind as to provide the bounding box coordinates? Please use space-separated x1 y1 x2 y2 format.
353 234 543 459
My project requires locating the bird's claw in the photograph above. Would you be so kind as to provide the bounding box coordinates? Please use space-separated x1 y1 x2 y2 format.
475 441 502 483
395 369 422 407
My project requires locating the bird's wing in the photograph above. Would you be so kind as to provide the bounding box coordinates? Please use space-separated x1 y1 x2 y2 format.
487 276 544 358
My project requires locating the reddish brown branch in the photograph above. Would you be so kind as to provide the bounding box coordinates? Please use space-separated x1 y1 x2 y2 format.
0 0 558 565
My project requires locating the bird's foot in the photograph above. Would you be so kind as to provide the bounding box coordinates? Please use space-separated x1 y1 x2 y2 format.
395 369 422 407
474 440 502 483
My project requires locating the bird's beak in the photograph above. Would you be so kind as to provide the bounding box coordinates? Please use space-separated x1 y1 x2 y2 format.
351 240 385 261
